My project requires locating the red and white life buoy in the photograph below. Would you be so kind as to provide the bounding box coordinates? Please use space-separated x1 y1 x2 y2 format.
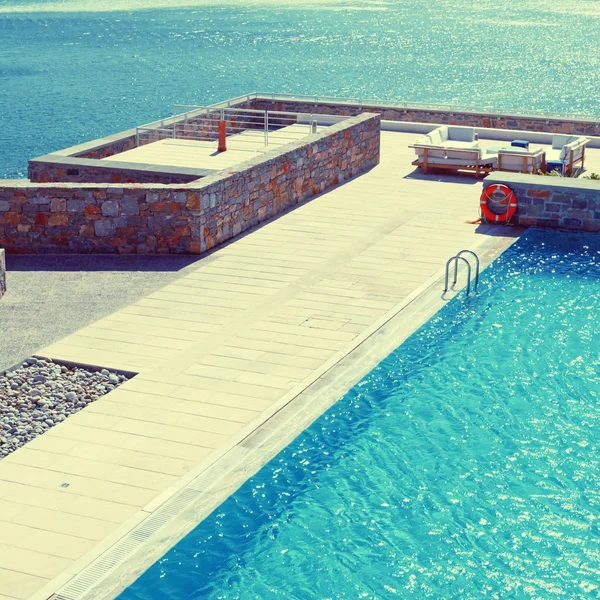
480 184 517 223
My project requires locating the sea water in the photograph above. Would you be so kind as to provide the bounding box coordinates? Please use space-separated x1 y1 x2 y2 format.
1 0 599 178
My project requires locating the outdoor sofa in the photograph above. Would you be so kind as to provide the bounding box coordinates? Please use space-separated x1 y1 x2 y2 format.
497 147 546 174
410 126 497 177
544 135 589 175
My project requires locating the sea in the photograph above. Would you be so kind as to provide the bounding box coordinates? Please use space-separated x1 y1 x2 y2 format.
1 0 599 179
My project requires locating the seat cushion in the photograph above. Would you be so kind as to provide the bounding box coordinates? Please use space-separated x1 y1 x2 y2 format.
444 146 479 161
497 146 542 156
443 140 479 149
479 152 498 165
545 148 562 161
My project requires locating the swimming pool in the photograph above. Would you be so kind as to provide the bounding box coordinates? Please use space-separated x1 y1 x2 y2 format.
117 228 600 599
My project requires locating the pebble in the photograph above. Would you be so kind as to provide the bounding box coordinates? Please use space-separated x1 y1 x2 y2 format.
0 358 129 459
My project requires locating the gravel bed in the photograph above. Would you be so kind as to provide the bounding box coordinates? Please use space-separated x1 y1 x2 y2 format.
0 357 129 458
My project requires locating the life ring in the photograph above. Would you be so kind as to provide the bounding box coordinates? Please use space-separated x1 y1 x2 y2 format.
480 184 517 223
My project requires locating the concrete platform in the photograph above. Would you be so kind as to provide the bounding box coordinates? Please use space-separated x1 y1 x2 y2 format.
0 255 202 374
2 130 593 599
107 124 320 171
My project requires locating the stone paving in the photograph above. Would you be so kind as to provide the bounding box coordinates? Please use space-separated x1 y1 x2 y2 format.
0 255 200 373
1 131 526 599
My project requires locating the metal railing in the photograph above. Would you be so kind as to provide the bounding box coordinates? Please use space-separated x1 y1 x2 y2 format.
247 91 600 122
134 105 324 149
132 91 599 149
444 250 480 297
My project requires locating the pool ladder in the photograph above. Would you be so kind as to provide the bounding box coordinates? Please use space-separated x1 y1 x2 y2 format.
444 250 480 297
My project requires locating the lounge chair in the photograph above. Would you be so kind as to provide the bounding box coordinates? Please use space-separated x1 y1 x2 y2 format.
545 135 589 175
497 147 546 174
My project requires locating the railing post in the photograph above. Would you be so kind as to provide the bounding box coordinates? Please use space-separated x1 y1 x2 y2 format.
265 110 269 146
135 128 140 147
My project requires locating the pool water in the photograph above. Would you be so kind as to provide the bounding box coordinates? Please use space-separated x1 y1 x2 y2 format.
118 228 600 599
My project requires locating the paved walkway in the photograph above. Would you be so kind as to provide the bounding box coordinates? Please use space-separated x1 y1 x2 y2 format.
0 131 525 599
0 256 202 373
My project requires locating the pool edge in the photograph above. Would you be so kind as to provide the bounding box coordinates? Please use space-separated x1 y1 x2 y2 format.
33 226 523 600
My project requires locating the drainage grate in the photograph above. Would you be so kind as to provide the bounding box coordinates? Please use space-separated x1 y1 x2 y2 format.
50 446 249 600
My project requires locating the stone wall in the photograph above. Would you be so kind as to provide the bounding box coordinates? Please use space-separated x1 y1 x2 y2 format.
28 156 212 185
75 135 137 159
483 173 600 232
0 113 380 254
42 96 599 171
240 98 600 137
0 249 5 298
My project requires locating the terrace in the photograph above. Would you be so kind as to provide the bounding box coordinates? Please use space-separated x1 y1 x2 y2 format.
2 94 600 599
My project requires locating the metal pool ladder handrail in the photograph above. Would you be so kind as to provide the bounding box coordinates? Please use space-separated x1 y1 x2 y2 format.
444 250 480 296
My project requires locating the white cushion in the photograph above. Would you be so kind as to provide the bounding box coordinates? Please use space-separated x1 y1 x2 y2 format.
447 126 476 142
498 148 545 172
479 151 498 165
414 135 431 146
552 134 576 150
545 148 562 161
497 146 543 156
428 128 443 146
445 147 479 161
443 140 479 150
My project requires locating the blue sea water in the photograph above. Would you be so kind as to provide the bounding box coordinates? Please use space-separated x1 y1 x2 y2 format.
117 229 600 599
1 0 600 179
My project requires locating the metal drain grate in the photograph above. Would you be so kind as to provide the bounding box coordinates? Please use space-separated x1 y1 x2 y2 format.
51 446 249 600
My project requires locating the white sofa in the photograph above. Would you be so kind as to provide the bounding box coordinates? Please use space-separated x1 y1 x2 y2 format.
545 135 589 175
411 126 496 177
497 147 546 174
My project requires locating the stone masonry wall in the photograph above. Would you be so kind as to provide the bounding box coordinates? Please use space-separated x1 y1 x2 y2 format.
28 158 210 185
0 249 5 298
241 99 600 137
75 135 137 159
0 113 380 254
51 97 599 169
483 173 600 232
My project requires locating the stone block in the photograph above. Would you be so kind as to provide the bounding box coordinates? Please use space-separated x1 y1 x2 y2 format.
186 193 200 210
94 220 116 237
50 198 66 212
545 203 561 212
48 214 69 227
174 192 187 204
146 192 160 203
67 200 85 213
121 197 140 215
29 196 50 205
101 200 119 217
0 201 10 212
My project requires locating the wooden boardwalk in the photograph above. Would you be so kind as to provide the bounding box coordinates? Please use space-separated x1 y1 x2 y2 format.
0 131 524 599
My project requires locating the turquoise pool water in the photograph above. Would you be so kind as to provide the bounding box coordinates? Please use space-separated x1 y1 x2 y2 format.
1 0 600 178
117 229 600 599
